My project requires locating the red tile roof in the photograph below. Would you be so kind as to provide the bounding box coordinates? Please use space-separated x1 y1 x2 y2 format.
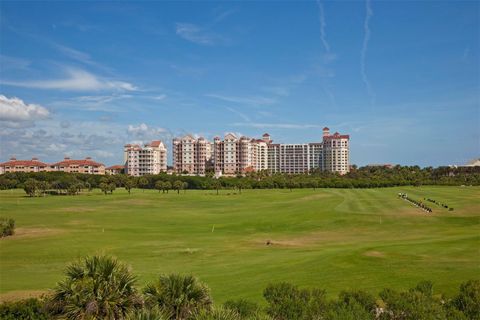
0 159 48 167
106 165 124 170
148 140 162 147
52 158 104 167
323 133 350 140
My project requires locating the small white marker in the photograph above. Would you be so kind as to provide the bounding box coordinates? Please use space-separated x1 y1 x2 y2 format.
212 225 215 232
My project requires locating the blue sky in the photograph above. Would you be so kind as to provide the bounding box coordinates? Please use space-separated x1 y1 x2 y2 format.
0 1 478 167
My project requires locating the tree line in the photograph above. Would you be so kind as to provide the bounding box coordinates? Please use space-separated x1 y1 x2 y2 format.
0 255 478 320
0 165 479 197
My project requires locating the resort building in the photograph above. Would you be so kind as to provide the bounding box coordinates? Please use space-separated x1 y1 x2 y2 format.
172 135 213 175
321 127 350 175
0 157 106 175
173 128 349 176
106 165 124 175
0 157 49 174
51 157 106 175
124 140 167 176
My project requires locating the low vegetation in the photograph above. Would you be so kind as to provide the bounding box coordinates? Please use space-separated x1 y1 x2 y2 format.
0 217 15 237
0 165 479 198
0 255 478 319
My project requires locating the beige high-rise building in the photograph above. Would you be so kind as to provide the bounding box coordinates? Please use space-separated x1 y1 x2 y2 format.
321 127 350 175
124 140 167 176
173 128 350 176
172 135 212 175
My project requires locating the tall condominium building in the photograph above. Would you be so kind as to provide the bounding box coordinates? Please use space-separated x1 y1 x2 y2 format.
173 127 350 176
212 134 265 175
124 140 167 176
321 127 350 175
172 135 212 175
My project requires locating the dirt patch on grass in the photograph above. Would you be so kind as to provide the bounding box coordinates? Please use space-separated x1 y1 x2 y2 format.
4 227 66 240
364 250 385 258
251 230 357 248
297 193 332 202
114 199 154 206
59 207 95 213
0 290 48 302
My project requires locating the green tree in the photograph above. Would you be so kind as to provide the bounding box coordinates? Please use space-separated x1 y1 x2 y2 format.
173 180 184 194
99 182 110 195
163 181 172 194
109 182 116 194
138 177 149 192
124 177 136 195
50 255 141 319
144 274 212 320
23 179 37 197
37 181 50 197
211 179 221 195
155 180 164 193
453 280 480 320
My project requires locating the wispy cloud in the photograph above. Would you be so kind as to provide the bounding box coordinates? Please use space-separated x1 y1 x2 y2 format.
175 23 227 46
361 0 376 106
1 67 137 92
316 0 330 53
205 93 276 106
0 55 31 70
233 122 323 129
225 106 251 122
315 0 336 107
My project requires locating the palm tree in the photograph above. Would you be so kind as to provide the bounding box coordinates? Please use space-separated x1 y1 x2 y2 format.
50 255 142 319
192 307 241 320
143 274 212 320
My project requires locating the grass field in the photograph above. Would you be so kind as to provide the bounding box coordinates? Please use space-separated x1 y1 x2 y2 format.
0 186 479 303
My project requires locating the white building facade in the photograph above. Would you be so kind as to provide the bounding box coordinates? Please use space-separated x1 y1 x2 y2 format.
124 140 167 176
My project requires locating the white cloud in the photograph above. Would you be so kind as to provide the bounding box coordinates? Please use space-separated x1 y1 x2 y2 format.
361 0 376 106
127 123 168 139
1 67 137 92
0 95 50 122
175 23 226 45
205 93 276 106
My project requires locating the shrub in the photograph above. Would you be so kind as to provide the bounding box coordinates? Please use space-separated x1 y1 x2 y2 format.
223 299 259 318
49 255 142 319
144 274 212 320
0 217 15 237
0 298 49 320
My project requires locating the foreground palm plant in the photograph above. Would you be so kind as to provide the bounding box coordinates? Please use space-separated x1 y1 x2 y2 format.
144 274 212 320
50 255 142 319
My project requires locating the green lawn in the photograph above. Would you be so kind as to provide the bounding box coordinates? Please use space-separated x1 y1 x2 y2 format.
0 186 479 303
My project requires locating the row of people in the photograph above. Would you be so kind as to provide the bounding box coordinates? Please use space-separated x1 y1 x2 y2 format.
398 193 433 213
424 198 454 211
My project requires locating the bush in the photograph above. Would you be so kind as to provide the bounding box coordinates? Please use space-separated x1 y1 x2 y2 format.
223 299 259 318
144 274 212 320
0 217 15 237
0 298 50 320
